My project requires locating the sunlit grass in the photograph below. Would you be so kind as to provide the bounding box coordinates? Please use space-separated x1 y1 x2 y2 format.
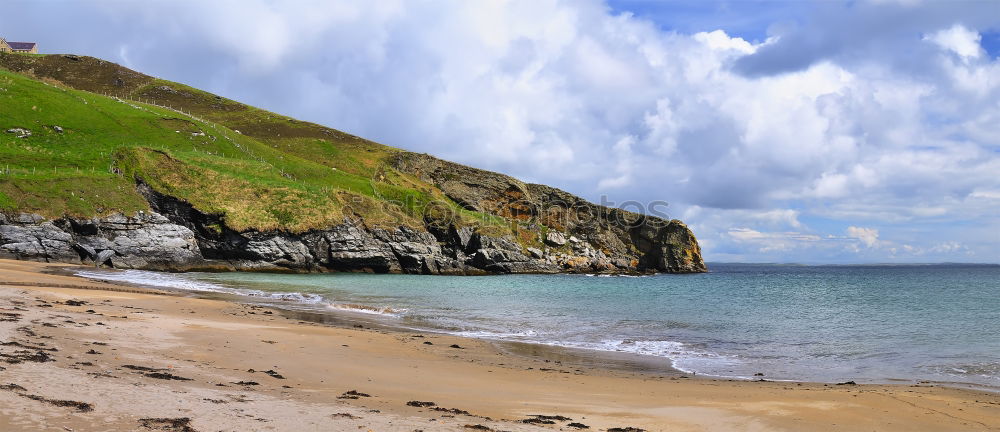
0 64 530 240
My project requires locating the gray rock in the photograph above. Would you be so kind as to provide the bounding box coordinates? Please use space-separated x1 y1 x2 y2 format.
320 228 377 265
6 128 31 138
471 248 536 273
544 231 567 247
469 234 520 252
85 213 202 270
0 212 200 269
75 242 97 260
0 221 78 263
244 236 313 267
16 214 44 224
449 225 475 251
94 249 115 266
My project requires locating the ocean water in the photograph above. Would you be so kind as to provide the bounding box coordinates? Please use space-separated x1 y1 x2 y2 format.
77 263 1000 389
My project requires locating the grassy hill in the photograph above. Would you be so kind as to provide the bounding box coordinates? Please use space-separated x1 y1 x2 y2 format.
0 52 706 274
0 53 507 235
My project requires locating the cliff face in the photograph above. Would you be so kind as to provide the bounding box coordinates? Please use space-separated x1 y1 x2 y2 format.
0 172 706 274
0 53 706 274
391 153 706 274
0 155 705 274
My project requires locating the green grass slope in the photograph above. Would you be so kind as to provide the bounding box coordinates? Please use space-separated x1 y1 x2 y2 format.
0 53 510 236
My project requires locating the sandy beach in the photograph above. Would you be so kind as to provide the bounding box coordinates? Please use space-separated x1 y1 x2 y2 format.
0 259 997 431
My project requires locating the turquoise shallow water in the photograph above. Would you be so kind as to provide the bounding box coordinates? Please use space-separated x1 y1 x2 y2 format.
78 263 1000 388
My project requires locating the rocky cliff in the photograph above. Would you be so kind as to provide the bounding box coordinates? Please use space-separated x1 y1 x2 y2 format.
0 169 706 274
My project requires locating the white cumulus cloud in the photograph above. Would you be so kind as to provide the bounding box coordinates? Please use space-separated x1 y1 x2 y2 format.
846 226 880 249
924 24 983 61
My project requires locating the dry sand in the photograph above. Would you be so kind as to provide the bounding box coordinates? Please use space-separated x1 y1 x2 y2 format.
0 259 997 432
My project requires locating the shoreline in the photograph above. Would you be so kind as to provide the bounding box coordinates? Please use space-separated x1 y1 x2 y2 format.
0 259 998 431
61 264 695 379
62 264 1000 392
34 262 1000 393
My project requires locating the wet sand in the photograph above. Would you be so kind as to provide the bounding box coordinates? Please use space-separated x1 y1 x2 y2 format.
0 259 998 431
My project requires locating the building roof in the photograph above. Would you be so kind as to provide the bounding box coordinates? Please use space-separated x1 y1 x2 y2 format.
7 42 36 50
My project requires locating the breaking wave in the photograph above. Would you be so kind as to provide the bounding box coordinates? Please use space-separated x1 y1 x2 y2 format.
327 303 407 317
75 269 324 304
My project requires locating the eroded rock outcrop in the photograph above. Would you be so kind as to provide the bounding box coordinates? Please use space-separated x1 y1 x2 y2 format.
0 212 201 270
391 152 707 274
0 157 705 275
0 208 704 275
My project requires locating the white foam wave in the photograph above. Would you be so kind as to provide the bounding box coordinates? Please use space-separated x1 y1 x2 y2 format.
539 339 740 376
437 323 740 377
327 303 407 318
247 291 325 304
927 363 1000 383
75 269 325 304
76 269 229 292
451 329 539 339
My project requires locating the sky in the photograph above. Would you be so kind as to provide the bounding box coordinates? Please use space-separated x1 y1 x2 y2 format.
2 0 1000 263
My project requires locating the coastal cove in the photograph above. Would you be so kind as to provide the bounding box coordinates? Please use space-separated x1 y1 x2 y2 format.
73 262 1000 390
3 2 1000 431
0 259 998 431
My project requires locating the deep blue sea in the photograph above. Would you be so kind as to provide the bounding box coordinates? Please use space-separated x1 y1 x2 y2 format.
78 263 1000 389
